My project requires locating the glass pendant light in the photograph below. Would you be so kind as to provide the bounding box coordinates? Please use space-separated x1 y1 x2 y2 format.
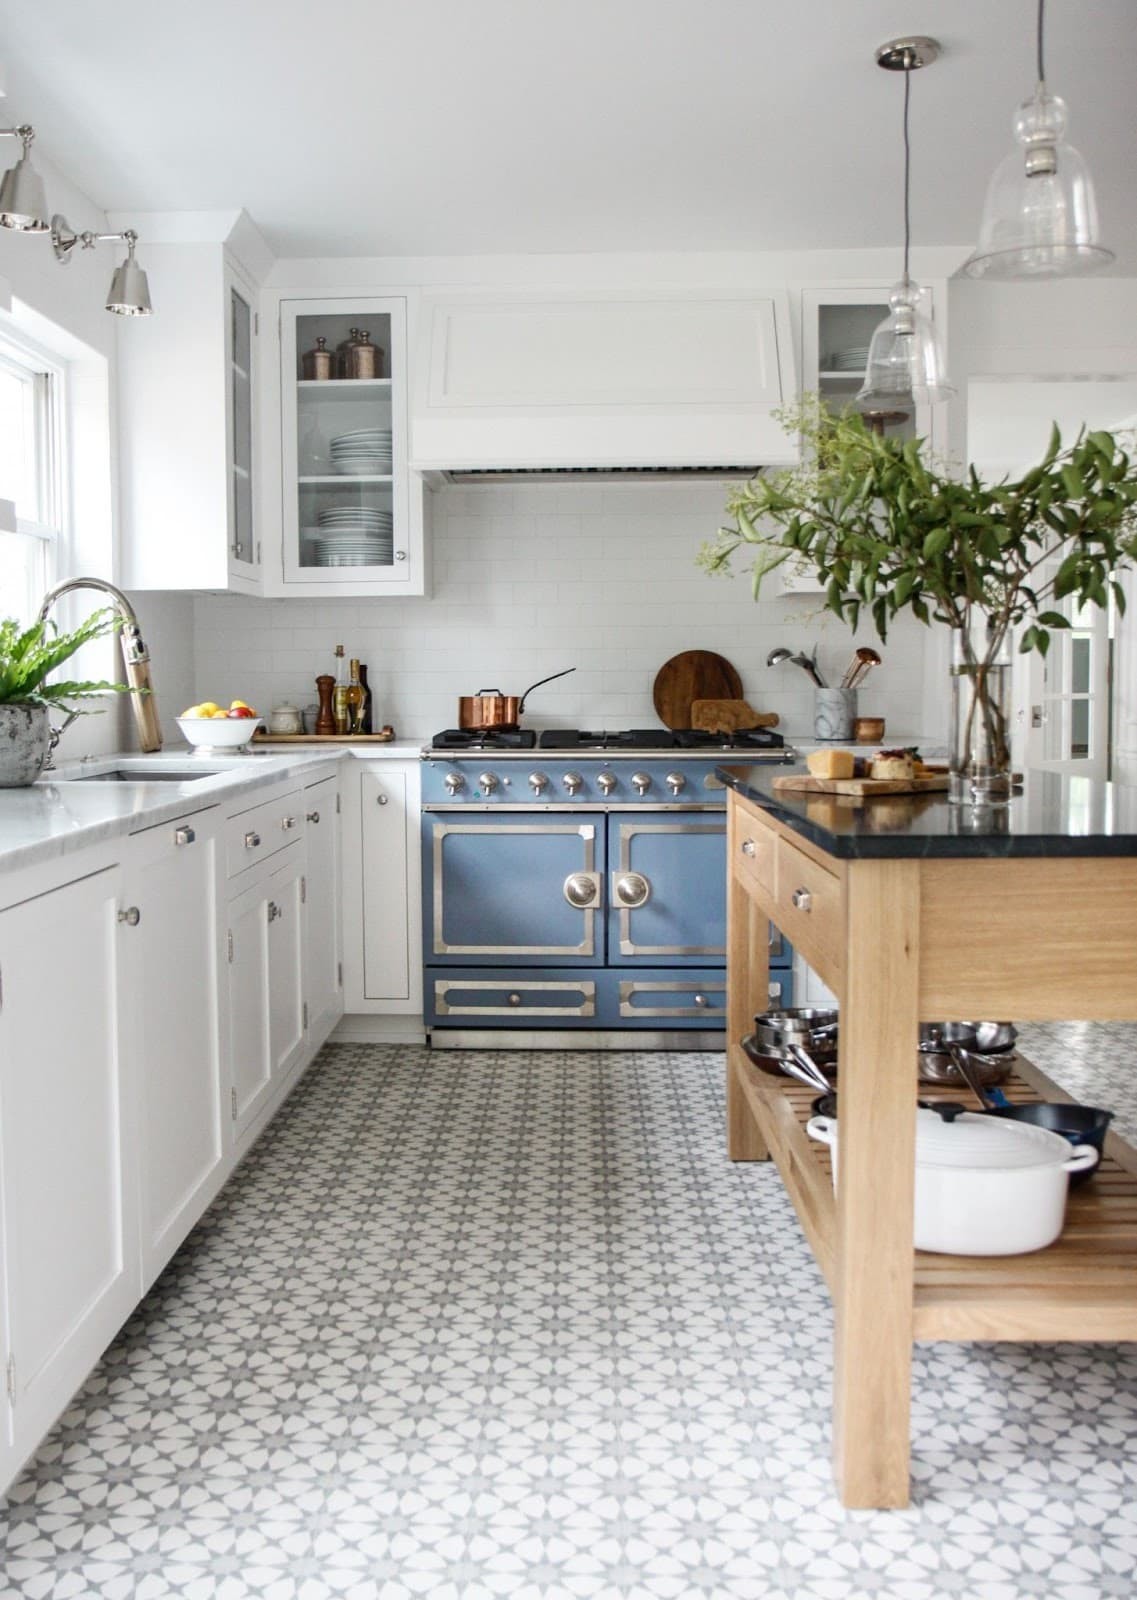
857 38 953 425
962 0 1113 278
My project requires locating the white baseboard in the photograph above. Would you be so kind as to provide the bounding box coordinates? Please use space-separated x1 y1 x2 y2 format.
331 1013 428 1045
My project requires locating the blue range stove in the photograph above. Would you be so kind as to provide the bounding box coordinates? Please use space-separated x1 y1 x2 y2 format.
421 727 795 1048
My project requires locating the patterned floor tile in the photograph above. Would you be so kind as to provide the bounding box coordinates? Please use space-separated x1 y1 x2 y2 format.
1 1028 1136 1599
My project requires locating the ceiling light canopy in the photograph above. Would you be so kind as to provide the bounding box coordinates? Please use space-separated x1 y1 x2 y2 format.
856 36 953 425
962 0 1113 279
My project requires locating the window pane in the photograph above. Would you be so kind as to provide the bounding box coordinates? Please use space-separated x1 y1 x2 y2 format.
0 361 38 519
0 528 47 626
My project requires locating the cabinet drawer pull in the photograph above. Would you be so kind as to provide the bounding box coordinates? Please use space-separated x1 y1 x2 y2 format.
306 810 320 824
245 830 261 849
791 887 813 912
174 825 195 846
694 992 708 1008
267 900 281 923
740 838 756 857
117 906 141 927
281 815 296 831
376 792 388 805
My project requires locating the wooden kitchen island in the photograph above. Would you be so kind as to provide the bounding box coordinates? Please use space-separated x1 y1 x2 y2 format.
719 765 1137 1510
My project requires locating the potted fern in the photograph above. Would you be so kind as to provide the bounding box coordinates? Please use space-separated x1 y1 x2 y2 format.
0 610 127 786
698 400 1137 801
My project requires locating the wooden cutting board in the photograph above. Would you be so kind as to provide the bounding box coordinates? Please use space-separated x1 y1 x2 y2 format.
774 773 950 796
652 651 743 729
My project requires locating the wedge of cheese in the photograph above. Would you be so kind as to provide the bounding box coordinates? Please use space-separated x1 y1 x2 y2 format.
806 748 856 780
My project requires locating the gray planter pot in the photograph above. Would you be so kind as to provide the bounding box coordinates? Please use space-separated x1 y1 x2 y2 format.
0 703 51 787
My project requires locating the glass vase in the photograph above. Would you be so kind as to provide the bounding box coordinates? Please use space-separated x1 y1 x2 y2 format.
949 617 1013 803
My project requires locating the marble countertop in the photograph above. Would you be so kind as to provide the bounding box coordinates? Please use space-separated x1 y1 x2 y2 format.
0 743 418 876
718 762 1137 859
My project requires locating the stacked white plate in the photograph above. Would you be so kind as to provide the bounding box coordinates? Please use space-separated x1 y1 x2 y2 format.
307 503 393 566
826 347 870 373
330 428 393 476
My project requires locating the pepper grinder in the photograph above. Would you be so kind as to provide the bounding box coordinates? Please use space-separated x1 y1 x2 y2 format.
315 674 336 735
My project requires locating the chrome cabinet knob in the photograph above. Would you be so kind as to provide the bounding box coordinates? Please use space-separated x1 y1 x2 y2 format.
597 770 616 795
791 887 813 913
612 871 651 908
563 771 583 795
174 825 195 846
563 871 600 908
528 771 549 795
443 771 465 796
117 906 141 927
306 810 320 824
376 792 388 805
508 992 522 1006
631 771 651 796
245 830 261 849
694 992 708 1008
281 815 296 831
740 838 756 857
478 771 499 793
665 771 686 796
395 550 407 561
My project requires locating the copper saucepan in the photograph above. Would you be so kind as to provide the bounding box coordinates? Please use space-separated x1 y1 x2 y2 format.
458 668 576 731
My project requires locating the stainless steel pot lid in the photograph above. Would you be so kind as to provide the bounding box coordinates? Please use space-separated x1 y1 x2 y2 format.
916 1106 1078 1170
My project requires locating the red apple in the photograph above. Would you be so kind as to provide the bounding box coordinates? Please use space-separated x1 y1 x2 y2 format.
227 706 257 719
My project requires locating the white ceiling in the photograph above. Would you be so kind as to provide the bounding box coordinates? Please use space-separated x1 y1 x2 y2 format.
1 0 1134 263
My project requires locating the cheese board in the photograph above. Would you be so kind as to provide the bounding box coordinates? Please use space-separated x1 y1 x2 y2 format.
774 773 949 797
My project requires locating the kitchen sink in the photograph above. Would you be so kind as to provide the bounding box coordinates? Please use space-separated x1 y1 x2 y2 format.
61 768 223 783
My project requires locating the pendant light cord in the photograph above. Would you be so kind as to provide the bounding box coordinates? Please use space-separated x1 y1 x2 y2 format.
902 54 912 283
1037 0 1046 85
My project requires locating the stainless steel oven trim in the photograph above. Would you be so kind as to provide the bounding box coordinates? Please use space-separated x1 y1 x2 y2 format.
431 820 598 957
422 803 727 813
616 821 727 958
435 978 596 1018
617 979 726 1019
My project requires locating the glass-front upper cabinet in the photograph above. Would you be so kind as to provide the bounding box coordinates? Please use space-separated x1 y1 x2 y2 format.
279 297 420 593
227 278 256 572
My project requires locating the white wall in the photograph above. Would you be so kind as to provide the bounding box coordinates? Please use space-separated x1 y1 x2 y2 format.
0 116 196 757
193 481 934 742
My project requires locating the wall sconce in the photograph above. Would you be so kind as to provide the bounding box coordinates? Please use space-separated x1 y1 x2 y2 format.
0 122 153 314
0 125 48 231
52 216 152 316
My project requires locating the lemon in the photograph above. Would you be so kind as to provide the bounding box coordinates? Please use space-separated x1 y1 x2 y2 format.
182 704 203 719
198 701 220 716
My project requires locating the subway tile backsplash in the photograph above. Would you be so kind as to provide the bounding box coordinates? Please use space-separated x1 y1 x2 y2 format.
193 484 934 740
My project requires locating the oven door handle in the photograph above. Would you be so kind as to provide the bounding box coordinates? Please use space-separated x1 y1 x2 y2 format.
563 871 602 909
611 870 651 909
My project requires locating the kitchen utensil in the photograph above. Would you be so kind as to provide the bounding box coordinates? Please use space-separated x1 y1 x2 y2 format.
269 704 304 736
791 651 826 688
806 1105 1097 1254
653 651 744 729
751 1006 839 1060
947 1043 1002 1110
786 1041 833 1093
845 648 882 691
741 1034 835 1090
853 716 886 743
966 1021 1018 1053
765 647 793 669
983 1101 1113 1186
458 668 577 731
301 336 334 381
917 1043 1017 1090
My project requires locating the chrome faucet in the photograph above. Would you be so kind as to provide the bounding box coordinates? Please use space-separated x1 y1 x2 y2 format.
37 577 163 753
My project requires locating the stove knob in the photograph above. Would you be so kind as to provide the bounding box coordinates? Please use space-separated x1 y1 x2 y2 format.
528 771 549 795
443 771 465 796
477 771 499 794
563 771 583 795
597 770 617 795
631 771 652 796
665 771 686 796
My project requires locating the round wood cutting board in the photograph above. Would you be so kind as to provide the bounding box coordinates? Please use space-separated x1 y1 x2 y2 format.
652 650 744 729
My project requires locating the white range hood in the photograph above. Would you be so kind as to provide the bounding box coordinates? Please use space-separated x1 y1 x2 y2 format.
410 288 797 483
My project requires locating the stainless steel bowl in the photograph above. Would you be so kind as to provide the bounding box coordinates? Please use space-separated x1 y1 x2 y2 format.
965 1021 1018 1054
917 1046 1018 1088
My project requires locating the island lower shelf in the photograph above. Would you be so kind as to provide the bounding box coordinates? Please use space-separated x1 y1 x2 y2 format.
729 1042 1137 1343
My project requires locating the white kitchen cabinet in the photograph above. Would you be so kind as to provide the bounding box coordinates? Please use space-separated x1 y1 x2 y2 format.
117 239 263 593
0 866 138 1486
342 759 423 1014
303 773 343 1044
227 844 307 1144
123 809 226 1290
270 297 429 596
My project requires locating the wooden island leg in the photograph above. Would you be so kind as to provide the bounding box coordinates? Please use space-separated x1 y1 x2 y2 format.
832 859 921 1508
726 869 770 1161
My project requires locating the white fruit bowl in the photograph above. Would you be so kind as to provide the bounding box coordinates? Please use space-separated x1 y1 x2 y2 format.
176 716 261 753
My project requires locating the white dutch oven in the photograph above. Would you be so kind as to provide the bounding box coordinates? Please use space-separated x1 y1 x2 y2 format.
806 1106 1097 1255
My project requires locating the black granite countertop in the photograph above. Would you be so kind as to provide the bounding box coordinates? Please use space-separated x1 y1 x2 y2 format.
717 763 1137 859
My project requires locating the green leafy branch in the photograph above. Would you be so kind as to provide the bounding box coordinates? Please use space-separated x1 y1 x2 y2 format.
0 609 128 710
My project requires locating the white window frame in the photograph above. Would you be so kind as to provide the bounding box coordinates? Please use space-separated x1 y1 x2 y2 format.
0 324 68 622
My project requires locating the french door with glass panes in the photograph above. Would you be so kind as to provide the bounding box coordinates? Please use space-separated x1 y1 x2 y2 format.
1017 576 1110 780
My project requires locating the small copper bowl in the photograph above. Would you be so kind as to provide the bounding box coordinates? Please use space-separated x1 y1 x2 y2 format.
853 716 885 743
